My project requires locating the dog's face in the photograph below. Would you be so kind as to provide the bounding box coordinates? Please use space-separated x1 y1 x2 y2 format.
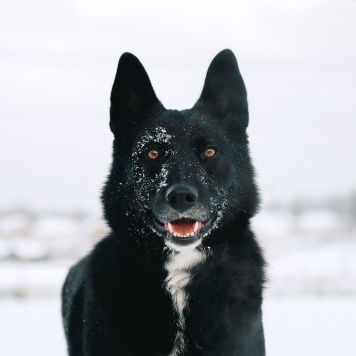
102 50 258 251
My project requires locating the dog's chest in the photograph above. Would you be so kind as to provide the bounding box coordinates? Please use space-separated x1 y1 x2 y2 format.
164 249 206 355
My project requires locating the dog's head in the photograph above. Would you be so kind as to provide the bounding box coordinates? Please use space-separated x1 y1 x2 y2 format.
102 50 259 251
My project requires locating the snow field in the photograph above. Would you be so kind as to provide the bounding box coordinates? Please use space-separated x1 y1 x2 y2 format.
0 296 355 356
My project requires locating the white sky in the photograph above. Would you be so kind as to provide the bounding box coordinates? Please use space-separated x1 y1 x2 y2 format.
1 0 356 214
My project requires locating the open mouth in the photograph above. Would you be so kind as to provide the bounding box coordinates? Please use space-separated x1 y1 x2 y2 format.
165 218 204 239
153 215 215 248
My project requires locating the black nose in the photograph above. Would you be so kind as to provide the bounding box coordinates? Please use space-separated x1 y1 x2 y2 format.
165 183 198 212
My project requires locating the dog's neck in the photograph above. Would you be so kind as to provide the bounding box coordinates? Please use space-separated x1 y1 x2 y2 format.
164 249 206 355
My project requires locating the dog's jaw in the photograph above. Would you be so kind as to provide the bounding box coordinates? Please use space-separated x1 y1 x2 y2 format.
165 238 202 252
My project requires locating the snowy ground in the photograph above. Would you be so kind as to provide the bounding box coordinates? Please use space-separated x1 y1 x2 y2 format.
264 296 356 356
0 296 355 356
1 210 355 354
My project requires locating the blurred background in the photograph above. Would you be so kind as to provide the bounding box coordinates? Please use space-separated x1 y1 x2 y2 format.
0 0 355 355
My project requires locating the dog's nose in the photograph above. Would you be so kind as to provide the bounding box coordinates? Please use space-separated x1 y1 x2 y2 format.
165 183 198 212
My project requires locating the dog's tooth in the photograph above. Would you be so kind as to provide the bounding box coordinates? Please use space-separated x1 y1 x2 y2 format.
171 229 198 238
194 221 199 232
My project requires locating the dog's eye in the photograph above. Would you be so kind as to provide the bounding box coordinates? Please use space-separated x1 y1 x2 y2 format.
203 147 217 158
147 149 160 160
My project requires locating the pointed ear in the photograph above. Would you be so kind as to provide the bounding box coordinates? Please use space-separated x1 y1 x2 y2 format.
194 49 249 131
110 53 160 136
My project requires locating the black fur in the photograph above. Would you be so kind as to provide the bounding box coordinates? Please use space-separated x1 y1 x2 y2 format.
62 49 266 355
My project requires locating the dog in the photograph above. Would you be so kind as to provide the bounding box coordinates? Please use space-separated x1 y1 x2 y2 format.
62 49 266 356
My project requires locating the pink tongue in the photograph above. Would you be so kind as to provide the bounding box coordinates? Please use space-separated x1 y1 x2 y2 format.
171 221 196 234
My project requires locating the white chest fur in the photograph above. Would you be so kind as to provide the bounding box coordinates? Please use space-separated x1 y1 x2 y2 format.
164 249 206 356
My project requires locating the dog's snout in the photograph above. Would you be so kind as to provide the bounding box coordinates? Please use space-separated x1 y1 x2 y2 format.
165 183 198 212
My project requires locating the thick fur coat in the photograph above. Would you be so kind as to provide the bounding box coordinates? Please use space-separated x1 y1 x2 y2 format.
62 49 266 356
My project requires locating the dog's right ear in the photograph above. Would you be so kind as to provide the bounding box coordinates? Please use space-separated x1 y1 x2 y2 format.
110 53 160 136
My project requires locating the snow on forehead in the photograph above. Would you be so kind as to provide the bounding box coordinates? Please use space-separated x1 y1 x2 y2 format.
141 126 173 143
134 110 217 149
133 126 173 153
152 126 173 142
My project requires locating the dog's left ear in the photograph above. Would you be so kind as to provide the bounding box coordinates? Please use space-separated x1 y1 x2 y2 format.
194 49 249 131
110 53 161 137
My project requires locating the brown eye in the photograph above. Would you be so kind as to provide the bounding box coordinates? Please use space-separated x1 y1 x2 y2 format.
147 149 160 160
204 147 217 158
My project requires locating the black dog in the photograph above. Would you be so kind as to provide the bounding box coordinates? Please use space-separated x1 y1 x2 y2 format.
62 49 266 356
